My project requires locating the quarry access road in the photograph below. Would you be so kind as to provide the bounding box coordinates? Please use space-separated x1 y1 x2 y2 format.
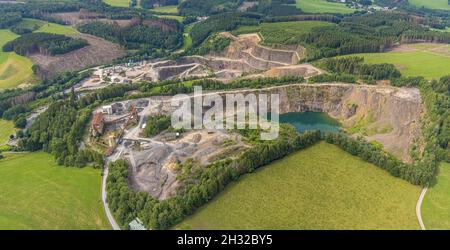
416 187 428 230
101 146 124 230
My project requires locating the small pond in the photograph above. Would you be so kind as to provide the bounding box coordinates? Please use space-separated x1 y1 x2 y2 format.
278 112 341 133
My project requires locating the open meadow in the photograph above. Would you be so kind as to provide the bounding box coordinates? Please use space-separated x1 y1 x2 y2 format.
295 0 355 14
35 22 79 35
422 163 450 229
0 29 36 89
0 152 109 229
151 5 179 14
409 0 450 10
342 43 450 80
177 142 421 230
0 120 15 145
103 0 130 7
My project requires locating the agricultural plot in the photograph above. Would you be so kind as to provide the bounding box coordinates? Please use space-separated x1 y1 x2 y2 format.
233 21 335 44
0 29 36 89
295 0 355 14
344 43 450 80
177 142 421 230
180 23 194 51
409 0 450 10
14 18 79 35
151 5 179 14
422 163 450 229
14 18 46 31
0 120 15 145
103 0 130 7
35 22 79 35
0 152 109 229
155 15 184 22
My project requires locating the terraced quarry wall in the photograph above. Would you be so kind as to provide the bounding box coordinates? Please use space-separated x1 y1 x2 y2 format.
177 83 421 162
224 84 423 162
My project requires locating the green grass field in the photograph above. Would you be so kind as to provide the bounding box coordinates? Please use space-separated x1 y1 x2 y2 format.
0 152 109 229
0 120 15 145
409 0 450 10
103 0 129 7
233 21 335 45
177 142 421 230
422 162 450 229
155 15 184 22
15 18 79 35
295 0 355 14
0 29 36 89
15 18 46 30
35 22 79 35
343 43 450 80
181 23 194 51
431 27 450 32
151 5 179 14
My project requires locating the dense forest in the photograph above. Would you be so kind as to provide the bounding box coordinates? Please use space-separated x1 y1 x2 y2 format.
189 12 260 47
78 20 182 51
188 33 231 55
320 57 401 81
143 115 171 137
3 33 88 56
0 12 22 29
278 12 450 60
179 0 242 17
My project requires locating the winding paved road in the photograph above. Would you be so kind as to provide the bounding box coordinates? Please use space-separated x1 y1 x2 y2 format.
416 187 428 230
101 147 124 230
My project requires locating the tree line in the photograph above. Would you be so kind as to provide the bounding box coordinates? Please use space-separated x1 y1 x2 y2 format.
107 126 322 229
320 56 401 81
3 33 88 56
78 20 182 51
188 12 261 47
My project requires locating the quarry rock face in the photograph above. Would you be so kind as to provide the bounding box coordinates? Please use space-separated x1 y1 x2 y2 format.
149 83 422 162
234 84 423 162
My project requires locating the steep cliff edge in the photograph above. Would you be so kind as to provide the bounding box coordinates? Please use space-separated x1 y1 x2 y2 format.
221 83 423 162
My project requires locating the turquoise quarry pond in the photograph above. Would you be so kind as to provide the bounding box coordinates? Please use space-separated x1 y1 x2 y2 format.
278 112 341 133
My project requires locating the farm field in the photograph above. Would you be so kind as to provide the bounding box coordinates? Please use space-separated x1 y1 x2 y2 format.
35 22 79 35
151 5 179 14
432 27 450 32
181 23 194 51
156 15 183 22
16 18 79 35
0 120 15 144
422 162 450 229
103 0 129 7
295 0 355 14
343 43 450 79
233 21 335 45
177 142 421 230
0 152 109 229
0 29 36 89
409 0 450 10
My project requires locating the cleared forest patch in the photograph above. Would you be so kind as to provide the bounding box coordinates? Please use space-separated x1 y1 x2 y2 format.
29 33 124 79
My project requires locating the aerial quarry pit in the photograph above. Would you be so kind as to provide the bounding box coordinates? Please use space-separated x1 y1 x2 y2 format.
75 32 320 91
90 82 423 201
4 0 450 233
